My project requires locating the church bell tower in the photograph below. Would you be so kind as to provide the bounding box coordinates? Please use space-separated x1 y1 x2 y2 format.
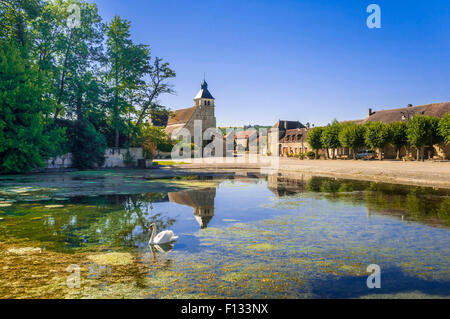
194 80 216 130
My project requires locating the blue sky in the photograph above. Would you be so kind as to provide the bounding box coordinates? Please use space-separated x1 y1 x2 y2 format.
93 0 450 126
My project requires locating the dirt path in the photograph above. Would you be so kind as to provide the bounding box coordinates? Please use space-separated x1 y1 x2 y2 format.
165 158 450 189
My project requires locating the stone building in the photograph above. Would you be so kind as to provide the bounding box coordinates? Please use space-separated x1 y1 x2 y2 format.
278 127 311 156
268 120 310 156
225 129 260 152
165 80 217 139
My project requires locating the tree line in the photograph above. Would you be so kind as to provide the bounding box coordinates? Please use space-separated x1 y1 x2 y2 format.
0 0 175 173
306 114 450 161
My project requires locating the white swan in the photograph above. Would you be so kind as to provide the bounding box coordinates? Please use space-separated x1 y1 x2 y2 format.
148 223 178 245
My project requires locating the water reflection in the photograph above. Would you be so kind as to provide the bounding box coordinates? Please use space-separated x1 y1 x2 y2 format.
267 173 307 197
169 188 216 228
0 171 449 298
304 176 450 227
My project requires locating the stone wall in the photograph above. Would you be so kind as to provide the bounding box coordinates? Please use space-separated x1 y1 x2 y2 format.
46 148 145 169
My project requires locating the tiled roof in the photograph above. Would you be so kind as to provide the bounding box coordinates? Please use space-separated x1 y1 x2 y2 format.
280 128 308 143
272 120 305 130
167 106 196 125
165 123 185 136
364 102 450 124
225 129 258 139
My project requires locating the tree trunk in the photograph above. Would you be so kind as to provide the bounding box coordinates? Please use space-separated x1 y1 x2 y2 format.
115 128 119 149
315 150 318 160
378 148 382 160
396 147 400 160
353 149 356 160
417 148 420 161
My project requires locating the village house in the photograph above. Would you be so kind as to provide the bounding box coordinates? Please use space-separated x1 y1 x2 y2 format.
343 102 450 159
268 120 311 157
269 102 449 160
225 129 259 152
278 127 310 157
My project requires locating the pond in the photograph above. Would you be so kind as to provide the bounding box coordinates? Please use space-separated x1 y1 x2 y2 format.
0 169 449 299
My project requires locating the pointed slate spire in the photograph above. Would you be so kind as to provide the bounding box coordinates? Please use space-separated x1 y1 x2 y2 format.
195 79 215 100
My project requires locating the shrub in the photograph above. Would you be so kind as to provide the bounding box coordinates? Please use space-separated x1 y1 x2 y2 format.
0 41 66 173
123 150 136 168
72 120 107 169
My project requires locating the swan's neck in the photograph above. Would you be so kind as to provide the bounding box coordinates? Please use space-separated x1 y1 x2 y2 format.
149 225 157 244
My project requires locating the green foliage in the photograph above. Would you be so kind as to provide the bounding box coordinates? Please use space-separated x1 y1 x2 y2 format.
407 116 441 158
321 121 342 159
439 114 450 145
0 0 175 172
388 122 408 148
387 121 408 159
307 127 324 150
123 150 135 168
338 124 366 158
137 124 173 159
364 122 391 160
0 41 65 173
72 120 106 169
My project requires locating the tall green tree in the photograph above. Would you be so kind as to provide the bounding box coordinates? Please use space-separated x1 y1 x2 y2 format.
135 58 176 127
307 127 324 159
387 121 408 160
0 0 43 47
321 120 341 159
439 114 450 145
364 122 391 160
40 0 105 121
105 15 150 148
407 115 441 161
0 41 66 173
338 123 366 159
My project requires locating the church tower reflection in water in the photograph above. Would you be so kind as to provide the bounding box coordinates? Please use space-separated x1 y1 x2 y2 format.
168 188 216 228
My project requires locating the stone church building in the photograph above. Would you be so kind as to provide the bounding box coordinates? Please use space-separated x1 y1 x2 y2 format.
165 80 217 138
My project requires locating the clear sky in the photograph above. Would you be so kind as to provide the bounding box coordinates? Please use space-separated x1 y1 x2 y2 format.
92 0 450 126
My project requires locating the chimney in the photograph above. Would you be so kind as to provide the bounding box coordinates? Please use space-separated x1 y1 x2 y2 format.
368 108 373 117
